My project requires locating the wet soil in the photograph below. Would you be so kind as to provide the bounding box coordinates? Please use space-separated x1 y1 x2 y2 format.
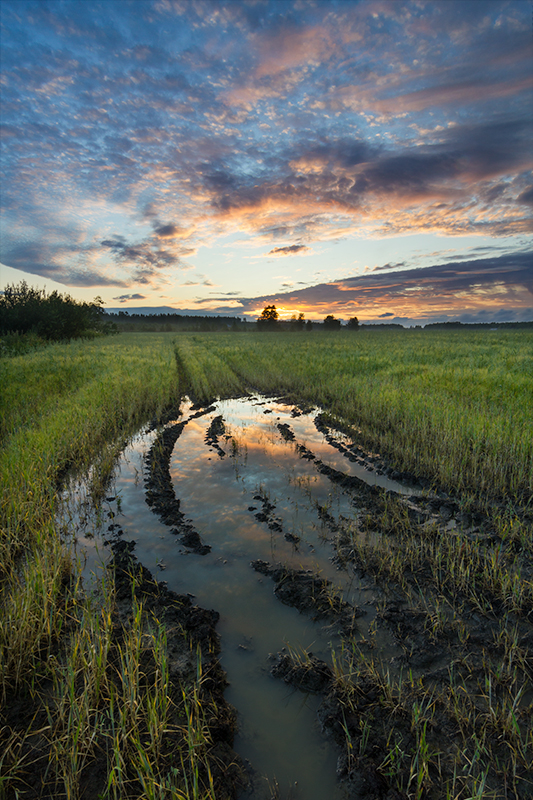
41 395 533 799
251 560 362 637
0 537 247 800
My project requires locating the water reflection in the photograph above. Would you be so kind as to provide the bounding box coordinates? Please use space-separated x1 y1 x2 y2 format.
64 396 419 800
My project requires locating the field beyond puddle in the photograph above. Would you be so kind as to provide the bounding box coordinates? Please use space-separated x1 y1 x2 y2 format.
63 395 533 800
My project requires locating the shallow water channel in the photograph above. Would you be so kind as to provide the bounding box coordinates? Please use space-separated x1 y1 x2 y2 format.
69 396 420 799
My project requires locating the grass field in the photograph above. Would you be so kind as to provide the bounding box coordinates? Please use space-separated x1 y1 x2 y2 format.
1 329 532 799
175 328 533 500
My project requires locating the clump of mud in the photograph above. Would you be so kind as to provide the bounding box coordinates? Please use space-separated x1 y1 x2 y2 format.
248 491 300 543
205 414 227 457
270 649 333 693
251 560 362 636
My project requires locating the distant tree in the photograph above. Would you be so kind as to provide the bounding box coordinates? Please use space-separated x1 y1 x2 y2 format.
305 319 313 331
290 312 305 331
257 305 279 330
323 314 341 330
347 316 359 330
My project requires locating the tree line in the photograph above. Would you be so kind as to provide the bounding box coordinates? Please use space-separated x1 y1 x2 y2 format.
0 281 115 340
257 305 359 330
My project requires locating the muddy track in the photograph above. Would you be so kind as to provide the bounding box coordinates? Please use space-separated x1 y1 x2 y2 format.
110 540 248 799
139 397 533 799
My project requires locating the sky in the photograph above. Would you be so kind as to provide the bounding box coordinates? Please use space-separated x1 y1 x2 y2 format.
1 0 532 325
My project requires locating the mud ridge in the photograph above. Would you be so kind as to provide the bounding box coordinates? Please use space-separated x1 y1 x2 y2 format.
248 491 300 544
251 560 363 636
144 406 215 554
315 412 429 487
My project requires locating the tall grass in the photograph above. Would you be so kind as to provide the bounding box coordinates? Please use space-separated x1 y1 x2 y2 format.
173 329 533 499
1 334 179 559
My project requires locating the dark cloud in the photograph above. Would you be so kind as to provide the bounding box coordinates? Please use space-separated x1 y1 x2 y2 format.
153 224 183 238
195 117 532 234
378 312 394 318
101 239 126 249
0 239 130 287
339 251 533 297
517 187 533 207
203 250 532 315
268 244 310 256
112 293 147 303
373 262 407 271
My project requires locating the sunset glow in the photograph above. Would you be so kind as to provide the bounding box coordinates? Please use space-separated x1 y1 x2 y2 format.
1 0 531 324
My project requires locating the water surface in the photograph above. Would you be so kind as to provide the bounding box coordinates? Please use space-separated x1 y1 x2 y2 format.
65 396 418 799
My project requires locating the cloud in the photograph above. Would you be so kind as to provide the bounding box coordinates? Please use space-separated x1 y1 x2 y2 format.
1 0 531 296
372 262 407 271
268 244 310 256
517 187 533 207
197 250 533 321
153 224 183 238
371 75 533 115
0 239 131 287
112 293 147 303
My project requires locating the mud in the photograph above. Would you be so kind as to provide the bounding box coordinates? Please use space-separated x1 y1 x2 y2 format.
251 560 362 636
58 395 533 799
144 406 214 554
270 650 333 694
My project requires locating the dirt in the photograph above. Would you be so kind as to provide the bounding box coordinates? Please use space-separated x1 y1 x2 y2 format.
251 560 363 637
9 397 530 799
270 650 333 693
248 491 300 543
144 406 215 554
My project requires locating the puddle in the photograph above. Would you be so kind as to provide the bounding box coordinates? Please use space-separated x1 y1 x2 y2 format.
63 396 422 799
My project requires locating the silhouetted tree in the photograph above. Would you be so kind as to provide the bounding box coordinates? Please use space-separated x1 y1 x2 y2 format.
257 305 279 330
347 316 359 330
323 314 341 330
290 312 305 331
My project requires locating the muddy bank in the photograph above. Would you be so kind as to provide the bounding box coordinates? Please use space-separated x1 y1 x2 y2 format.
144 406 215 554
251 560 362 636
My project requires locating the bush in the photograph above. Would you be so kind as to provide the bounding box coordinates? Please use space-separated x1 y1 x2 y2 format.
0 281 112 340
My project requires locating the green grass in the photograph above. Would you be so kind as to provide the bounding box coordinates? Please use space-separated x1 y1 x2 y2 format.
1 328 532 799
173 329 533 499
